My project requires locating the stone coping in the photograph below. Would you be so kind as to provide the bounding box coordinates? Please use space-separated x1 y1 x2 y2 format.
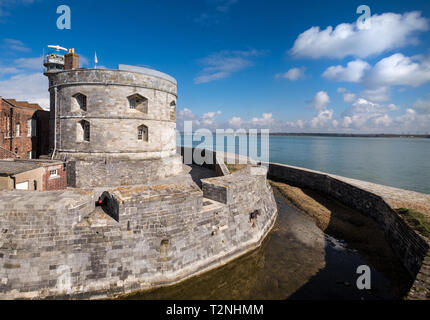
0 189 93 211
0 159 64 176
108 182 202 203
268 161 430 217
48 69 177 96
118 64 177 85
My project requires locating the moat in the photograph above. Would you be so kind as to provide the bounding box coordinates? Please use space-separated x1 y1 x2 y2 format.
124 190 413 300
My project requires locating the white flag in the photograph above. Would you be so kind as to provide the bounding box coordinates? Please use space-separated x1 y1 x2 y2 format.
94 52 98 64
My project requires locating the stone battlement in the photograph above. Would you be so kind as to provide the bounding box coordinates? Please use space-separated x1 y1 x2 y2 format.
0 162 277 299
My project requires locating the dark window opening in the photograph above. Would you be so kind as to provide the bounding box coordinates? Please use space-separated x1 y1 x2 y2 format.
73 93 87 111
77 120 90 142
170 101 176 121
128 94 148 113
249 210 261 228
138 124 148 142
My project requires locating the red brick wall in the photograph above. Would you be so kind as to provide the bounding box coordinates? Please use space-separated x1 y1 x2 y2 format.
64 53 79 70
42 164 67 190
0 99 49 159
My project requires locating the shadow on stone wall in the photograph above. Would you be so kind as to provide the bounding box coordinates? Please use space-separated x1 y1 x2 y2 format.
122 191 409 300
284 187 413 300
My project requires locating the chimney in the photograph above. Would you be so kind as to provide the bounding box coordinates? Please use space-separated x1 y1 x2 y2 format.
64 48 79 70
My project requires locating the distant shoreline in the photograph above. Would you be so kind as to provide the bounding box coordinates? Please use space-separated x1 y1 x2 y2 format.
178 132 430 138
269 133 430 138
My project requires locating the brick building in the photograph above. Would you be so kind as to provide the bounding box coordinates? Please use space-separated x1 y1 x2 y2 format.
0 98 49 159
0 159 67 191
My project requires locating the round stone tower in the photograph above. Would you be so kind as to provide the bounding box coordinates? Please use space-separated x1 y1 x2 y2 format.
45 64 182 188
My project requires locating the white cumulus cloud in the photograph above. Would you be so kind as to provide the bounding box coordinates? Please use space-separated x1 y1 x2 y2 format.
251 113 274 126
228 116 242 127
364 53 430 87
202 110 222 125
275 67 305 81
325 53 430 101
413 98 430 114
339 98 398 129
361 86 391 102
323 60 370 82
290 11 429 59
308 91 330 111
310 109 334 129
0 73 49 109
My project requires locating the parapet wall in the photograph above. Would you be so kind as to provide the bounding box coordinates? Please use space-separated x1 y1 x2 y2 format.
66 154 183 188
177 147 230 176
267 162 430 299
0 165 277 299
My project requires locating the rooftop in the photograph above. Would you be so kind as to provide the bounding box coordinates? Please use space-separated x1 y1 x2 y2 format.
1 98 44 111
0 160 63 176
117 64 177 85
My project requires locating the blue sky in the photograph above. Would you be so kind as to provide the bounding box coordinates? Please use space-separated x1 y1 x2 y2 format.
1 0 430 133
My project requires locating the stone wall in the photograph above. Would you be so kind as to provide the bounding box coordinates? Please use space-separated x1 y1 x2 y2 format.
66 155 183 188
0 165 277 299
46 68 180 188
177 147 232 177
266 162 430 299
47 69 177 161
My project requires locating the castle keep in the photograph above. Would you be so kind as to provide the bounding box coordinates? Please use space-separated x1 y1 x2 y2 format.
45 54 182 187
0 48 278 299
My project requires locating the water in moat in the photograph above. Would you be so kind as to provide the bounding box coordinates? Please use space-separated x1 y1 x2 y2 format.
125 193 412 300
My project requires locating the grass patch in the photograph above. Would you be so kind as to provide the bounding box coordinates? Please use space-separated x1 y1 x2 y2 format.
396 208 430 238
225 164 247 173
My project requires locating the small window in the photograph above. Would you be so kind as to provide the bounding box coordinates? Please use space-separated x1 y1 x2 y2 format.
130 98 136 109
137 125 148 142
170 101 176 121
27 119 32 137
128 94 148 113
16 123 20 137
77 120 90 142
50 169 58 177
73 93 87 111
14 147 18 154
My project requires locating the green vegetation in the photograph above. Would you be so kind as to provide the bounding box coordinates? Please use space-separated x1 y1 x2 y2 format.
225 163 247 173
396 208 430 238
